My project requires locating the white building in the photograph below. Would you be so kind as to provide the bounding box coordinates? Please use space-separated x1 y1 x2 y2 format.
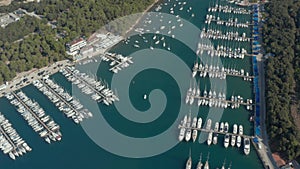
66 37 87 56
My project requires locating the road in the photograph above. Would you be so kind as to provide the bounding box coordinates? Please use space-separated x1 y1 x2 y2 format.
0 60 73 98
253 1 279 168
256 56 279 169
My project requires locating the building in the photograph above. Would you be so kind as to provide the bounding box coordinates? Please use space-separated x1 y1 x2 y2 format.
66 37 87 56
0 12 20 28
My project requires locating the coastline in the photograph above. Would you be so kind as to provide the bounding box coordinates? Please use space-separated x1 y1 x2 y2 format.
124 0 160 36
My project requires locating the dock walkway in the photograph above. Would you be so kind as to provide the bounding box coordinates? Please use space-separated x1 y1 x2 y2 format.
39 80 83 118
178 125 255 139
11 92 53 135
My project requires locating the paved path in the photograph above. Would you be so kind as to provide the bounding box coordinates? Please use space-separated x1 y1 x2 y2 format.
256 56 278 169
0 60 73 97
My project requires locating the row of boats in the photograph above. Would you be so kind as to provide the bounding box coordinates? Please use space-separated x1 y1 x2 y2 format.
0 112 31 160
6 92 62 144
197 41 248 59
191 61 252 81
208 1 251 15
185 81 252 109
60 66 119 106
179 113 250 155
99 52 133 74
33 79 93 124
200 27 251 42
205 14 249 28
186 152 231 169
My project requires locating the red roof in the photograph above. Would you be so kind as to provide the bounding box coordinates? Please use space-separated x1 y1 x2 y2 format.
68 37 85 46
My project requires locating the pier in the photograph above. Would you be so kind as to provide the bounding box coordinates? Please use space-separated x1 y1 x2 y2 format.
0 123 17 150
63 68 107 101
100 52 133 73
192 67 254 80
178 125 255 139
191 95 253 106
37 79 92 123
62 67 118 105
11 92 57 137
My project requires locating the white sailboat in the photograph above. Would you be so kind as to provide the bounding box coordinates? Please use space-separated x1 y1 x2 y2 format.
185 112 192 142
178 115 187 141
192 117 198 142
197 117 202 129
231 124 237 147
204 153 210 169
197 153 203 169
224 134 230 148
186 149 192 169
207 131 213 146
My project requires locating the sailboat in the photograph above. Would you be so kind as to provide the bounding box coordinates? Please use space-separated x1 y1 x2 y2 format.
178 114 187 141
192 56 199 78
237 125 243 147
204 152 210 169
192 117 198 142
186 80 192 104
196 153 203 169
228 162 232 169
213 122 219 144
231 124 237 147
185 111 192 142
186 149 192 169
221 160 226 169
197 117 202 129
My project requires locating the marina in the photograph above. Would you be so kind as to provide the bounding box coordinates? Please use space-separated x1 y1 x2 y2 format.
60 66 119 105
0 112 31 160
205 14 250 28
7 91 62 144
185 82 253 110
200 27 251 42
191 60 254 80
178 115 253 157
33 78 93 124
0 0 265 168
196 41 249 59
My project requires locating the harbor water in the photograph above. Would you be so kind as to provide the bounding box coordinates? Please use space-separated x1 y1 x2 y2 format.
0 0 264 168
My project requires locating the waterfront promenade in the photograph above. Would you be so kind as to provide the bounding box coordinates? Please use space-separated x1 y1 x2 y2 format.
0 60 74 97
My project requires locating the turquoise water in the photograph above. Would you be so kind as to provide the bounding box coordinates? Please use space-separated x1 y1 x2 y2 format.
0 0 263 168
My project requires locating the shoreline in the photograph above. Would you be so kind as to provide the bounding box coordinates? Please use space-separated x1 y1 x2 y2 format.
124 0 160 36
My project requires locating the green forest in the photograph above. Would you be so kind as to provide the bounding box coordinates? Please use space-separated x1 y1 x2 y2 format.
262 0 300 161
0 0 155 84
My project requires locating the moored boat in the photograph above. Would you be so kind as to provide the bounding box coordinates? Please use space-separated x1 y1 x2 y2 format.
224 134 230 148
197 153 203 169
244 138 250 155
186 149 192 169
